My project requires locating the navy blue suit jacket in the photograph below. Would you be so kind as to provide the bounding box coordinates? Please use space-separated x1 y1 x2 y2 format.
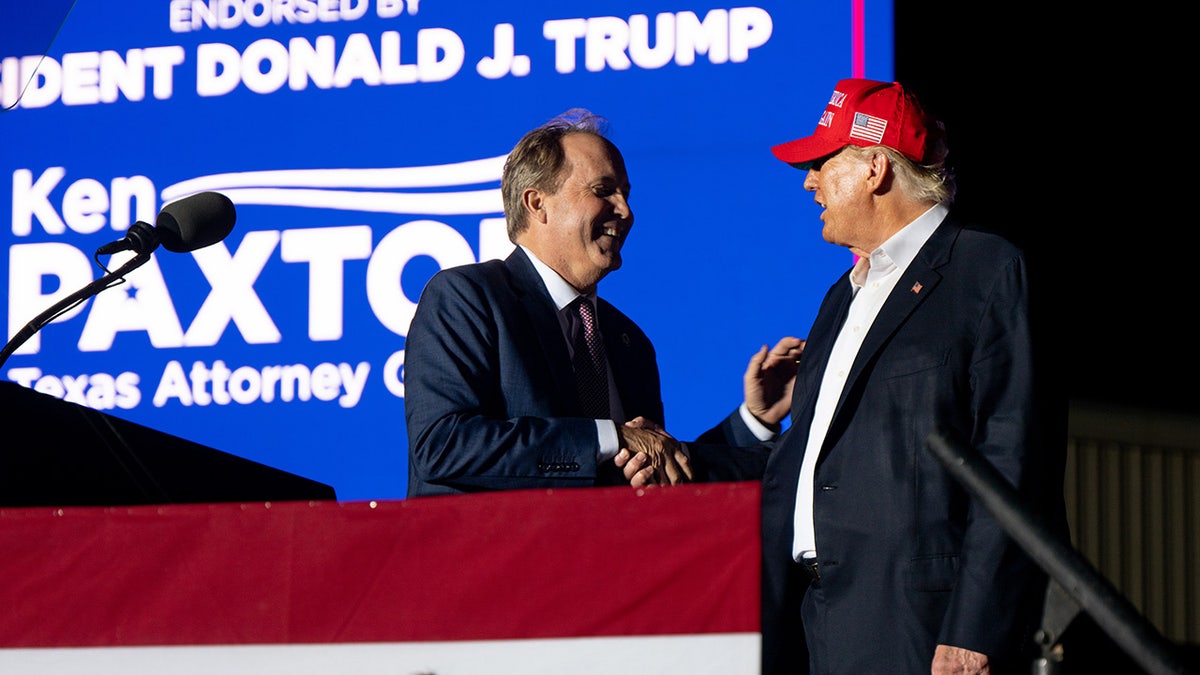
404 247 667 496
706 217 1067 674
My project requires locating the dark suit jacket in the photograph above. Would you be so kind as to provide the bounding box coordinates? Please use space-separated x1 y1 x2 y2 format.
404 247 667 496
720 217 1068 674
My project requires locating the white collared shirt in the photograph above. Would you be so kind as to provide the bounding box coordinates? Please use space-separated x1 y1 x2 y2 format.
792 203 948 561
521 246 623 460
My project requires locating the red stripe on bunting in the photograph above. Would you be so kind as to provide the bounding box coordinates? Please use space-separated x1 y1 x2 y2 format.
0 482 761 648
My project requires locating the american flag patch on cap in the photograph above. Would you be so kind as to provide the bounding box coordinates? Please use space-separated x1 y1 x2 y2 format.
849 112 887 144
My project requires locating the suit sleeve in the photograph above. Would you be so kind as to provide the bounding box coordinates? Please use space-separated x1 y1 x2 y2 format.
940 251 1053 657
404 269 601 493
687 409 773 482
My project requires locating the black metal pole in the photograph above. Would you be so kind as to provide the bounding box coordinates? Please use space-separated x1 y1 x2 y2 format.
926 427 1193 675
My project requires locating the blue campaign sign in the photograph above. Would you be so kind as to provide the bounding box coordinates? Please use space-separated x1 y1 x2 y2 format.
1 0 894 501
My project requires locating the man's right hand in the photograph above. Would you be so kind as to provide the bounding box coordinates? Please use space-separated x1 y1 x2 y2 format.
616 418 692 486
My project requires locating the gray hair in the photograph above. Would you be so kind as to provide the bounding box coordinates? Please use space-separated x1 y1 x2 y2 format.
842 122 956 205
500 108 626 241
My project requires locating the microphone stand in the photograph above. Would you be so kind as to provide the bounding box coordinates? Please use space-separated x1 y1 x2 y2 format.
0 250 151 370
926 427 1194 675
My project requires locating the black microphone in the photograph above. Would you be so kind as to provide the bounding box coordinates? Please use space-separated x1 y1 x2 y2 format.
96 191 236 256
3 192 238 370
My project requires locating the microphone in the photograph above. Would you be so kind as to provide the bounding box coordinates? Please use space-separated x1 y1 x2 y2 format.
96 191 236 256
2 192 237 369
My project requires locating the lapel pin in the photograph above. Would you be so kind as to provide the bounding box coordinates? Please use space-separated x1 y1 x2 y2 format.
911 281 923 294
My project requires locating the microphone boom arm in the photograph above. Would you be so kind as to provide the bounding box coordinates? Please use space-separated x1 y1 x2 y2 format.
0 251 151 370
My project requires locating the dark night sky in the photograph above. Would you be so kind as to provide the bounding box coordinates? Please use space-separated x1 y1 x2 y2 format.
894 4 1191 415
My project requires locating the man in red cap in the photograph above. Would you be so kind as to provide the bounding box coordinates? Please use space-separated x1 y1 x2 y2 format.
746 79 1069 673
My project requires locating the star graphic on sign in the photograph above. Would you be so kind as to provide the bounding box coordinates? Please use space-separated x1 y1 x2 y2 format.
911 281 923 294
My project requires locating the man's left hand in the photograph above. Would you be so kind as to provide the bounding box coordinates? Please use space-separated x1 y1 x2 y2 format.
931 644 989 675
744 336 804 426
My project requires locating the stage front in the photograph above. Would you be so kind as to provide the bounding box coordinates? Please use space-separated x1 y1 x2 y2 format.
0 481 762 674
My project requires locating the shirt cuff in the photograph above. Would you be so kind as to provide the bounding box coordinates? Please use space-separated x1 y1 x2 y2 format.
596 420 619 462
739 402 779 442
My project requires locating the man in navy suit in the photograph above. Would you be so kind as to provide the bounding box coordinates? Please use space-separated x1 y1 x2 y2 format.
728 79 1069 674
405 109 796 496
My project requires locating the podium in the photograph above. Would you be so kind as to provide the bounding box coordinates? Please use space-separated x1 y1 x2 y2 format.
0 381 335 507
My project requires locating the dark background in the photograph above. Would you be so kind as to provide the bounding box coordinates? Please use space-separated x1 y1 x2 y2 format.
894 7 1198 670
894 4 1192 416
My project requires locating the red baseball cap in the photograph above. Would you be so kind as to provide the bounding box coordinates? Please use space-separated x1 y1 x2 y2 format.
771 78 931 169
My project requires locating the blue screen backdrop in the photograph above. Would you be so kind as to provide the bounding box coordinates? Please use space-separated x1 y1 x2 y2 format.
1 0 894 500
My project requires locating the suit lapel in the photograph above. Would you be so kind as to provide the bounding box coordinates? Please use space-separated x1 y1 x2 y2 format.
793 276 854 426
505 249 579 414
768 275 854 481
597 300 638 423
833 221 958 423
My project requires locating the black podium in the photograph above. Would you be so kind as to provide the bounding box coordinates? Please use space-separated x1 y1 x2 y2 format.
1 381 336 507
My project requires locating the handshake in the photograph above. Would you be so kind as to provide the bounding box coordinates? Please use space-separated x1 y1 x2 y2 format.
611 336 805 487
613 417 691 487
